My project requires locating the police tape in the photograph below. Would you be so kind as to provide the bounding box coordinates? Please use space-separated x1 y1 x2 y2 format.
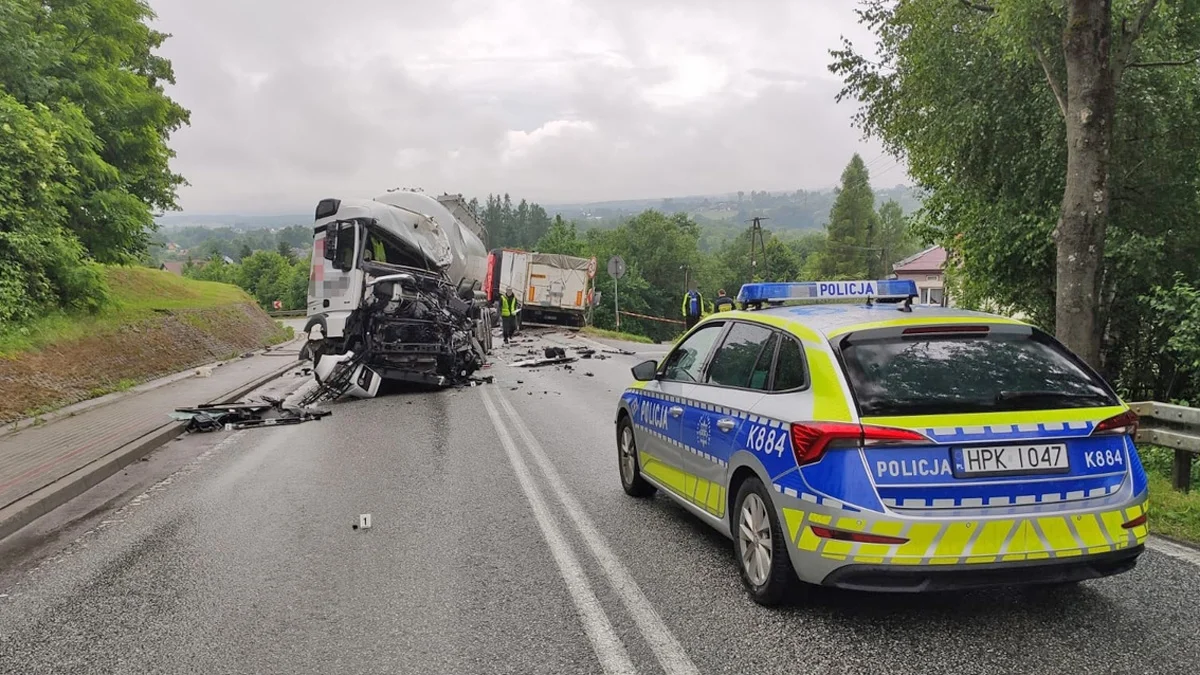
619 310 686 325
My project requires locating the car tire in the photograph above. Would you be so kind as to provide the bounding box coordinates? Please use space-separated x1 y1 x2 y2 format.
617 416 656 498
733 476 800 606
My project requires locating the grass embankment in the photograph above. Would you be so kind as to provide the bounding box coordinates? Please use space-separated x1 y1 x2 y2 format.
0 266 293 423
1141 445 1200 545
581 327 655 345
0 267 277 355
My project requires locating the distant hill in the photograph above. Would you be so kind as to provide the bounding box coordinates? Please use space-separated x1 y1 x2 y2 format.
157 185 925 233
155 213 310 229
546 185 923 231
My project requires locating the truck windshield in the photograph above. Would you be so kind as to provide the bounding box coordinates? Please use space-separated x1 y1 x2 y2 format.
839 330 1118 417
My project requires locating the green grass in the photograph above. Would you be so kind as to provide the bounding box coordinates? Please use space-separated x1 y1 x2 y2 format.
0 266 256 356
1148 473 1200 545
582 326 655 344
1140 444 1200 545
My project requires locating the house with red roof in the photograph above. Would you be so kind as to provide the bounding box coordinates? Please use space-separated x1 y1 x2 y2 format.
892 245 950 306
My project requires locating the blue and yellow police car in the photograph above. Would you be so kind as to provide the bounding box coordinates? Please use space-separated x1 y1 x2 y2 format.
614 279 1148 605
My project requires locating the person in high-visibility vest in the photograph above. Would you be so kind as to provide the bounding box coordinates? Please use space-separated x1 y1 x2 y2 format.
681 287 704 330
713 289 735 312
500 288 520 344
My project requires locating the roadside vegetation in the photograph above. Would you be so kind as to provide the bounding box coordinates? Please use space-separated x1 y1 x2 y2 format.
0 267 255 356
1140 445 1200 546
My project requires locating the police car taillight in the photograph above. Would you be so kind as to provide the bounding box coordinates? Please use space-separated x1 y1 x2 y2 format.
810 526 909 545
1093 410 1139 437
790 423 930 466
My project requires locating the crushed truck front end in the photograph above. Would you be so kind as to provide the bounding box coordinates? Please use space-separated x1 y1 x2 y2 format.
301 195 493 399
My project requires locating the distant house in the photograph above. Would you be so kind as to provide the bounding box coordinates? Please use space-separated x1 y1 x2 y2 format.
892 245 950 306
159 261 189 275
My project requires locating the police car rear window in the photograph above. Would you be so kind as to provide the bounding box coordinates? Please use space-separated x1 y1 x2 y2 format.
839 331 1117 416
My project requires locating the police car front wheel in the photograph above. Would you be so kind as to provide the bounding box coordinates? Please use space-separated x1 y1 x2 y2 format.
617 417 656 498
733 477 799 606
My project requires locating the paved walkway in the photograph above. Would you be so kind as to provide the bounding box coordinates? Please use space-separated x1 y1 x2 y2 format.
0 344 302 515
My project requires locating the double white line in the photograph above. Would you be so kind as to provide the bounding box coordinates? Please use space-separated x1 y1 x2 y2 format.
480 387 699 675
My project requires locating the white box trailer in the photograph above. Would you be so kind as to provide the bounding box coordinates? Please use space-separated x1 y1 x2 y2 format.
486 249 596 328
524 252 596 328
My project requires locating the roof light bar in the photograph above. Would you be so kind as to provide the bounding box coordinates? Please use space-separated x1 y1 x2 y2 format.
737 279 919 305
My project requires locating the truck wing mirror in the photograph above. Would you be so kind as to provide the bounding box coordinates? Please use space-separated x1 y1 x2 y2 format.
631 359 658 382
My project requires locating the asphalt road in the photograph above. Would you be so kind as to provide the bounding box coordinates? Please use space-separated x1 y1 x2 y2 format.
2 330 1200 674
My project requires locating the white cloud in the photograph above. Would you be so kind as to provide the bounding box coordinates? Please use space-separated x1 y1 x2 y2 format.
147 0 902 213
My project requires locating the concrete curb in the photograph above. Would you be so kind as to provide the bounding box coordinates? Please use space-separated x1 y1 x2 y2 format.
0 338 304 440
0 357 303 543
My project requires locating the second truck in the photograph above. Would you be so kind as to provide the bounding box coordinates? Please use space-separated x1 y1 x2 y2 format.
485 248 597 329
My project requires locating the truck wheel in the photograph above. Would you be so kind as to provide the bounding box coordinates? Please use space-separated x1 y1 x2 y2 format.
617 417 656 498
733 476 800 606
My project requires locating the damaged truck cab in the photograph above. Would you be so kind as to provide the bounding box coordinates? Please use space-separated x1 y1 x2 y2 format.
302 191 496 398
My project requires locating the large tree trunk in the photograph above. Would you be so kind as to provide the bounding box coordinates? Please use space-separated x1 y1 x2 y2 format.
1055 0 1116 369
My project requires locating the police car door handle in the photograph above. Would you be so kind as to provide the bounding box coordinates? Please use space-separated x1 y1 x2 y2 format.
669 406 684 417
716 418 736 432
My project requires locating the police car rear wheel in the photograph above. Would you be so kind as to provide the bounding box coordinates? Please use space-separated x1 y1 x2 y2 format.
734 477 798 606
617 418 656 498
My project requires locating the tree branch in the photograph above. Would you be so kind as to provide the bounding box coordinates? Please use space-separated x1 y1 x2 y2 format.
1114 0 1162 82
1033 40 1067 118
1128 54 1200 68
958 0 995 12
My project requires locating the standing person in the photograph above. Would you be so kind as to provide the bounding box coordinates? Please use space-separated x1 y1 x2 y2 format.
500 288 520 344
713 289 735 312
681 286 704 330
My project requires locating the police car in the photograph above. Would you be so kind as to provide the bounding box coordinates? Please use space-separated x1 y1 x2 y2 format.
614 279 1148 605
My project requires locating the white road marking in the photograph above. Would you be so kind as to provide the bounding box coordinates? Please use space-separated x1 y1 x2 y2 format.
1147 536 1200 567
493 389 701 675
480 390 637 675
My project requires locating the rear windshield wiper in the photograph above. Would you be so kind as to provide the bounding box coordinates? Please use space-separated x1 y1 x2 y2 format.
994 390 1111 404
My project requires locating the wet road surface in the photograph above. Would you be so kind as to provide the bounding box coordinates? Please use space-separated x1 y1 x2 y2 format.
2 331 1199 674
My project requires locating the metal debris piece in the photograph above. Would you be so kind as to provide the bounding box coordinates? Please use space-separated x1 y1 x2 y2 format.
511 356 577 368
585 372 594 377
544 346 568 359
602 348 636 356
172 398 330 433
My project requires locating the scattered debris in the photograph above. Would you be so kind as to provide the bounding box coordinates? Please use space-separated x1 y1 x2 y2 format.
511 355 577 368
544 346 568 359
602 348 636 356
195 366 213 378
510 387 519 391
517 380 524 384
578 349 595 359
586 372 594 377
171 399 330 432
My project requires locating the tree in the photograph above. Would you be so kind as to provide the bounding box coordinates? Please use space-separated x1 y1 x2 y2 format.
875 199 918 277
818 154 878 279
831 0 1191 368
277 240 296 262
536 216 585 256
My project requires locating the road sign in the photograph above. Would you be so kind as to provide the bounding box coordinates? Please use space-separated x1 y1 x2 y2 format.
586 256 598 279
607 255 627 280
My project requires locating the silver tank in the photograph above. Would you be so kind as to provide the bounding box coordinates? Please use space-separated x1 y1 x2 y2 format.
371 191 488 294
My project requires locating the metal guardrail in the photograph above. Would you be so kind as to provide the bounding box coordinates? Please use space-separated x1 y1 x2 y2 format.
1130 401 1200 492
267 310 306 318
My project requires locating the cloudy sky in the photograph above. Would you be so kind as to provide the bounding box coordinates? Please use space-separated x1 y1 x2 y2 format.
149 0 905 214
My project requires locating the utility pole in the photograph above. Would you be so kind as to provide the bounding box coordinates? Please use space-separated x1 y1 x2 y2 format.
747 216 769 280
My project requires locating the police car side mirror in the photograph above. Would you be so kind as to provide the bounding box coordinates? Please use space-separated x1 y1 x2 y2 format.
631 360 658 382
